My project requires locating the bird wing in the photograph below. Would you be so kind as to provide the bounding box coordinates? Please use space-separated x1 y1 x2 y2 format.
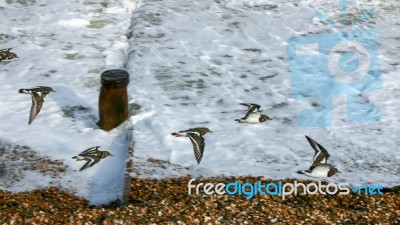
242 110 261 120
175 128 199 136
240 103 261 119
305 135 330 170
78 146 100 156
187 132 205 164
28 92 44 124
79 158 94 171
88 157 101 168
240 103 261 111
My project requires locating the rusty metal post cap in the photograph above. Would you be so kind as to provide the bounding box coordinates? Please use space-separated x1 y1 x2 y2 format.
101 69 130 88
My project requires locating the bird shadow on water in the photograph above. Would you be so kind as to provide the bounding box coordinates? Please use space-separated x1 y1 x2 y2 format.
87 131 129 207
50 86 99 129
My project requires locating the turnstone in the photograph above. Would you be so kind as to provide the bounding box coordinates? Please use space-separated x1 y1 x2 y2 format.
18 86 55 124
0 48 19 61
171 127 212 164
72 146 113 171
297 135 339 178
235 103 270 124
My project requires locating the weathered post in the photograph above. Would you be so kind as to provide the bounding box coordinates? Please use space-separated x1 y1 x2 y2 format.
97 69 129 131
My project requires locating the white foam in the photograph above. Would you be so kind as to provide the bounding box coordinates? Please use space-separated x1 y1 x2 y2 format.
126 0 400 186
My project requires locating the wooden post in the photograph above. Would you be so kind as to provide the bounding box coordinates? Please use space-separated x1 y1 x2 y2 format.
97 69 129 131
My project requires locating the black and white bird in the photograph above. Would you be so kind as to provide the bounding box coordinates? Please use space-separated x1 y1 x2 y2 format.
171 127 212 164
18 86 55 124
0 48 19 61
235 103 270 124
297 135 339 178
72 146 113 171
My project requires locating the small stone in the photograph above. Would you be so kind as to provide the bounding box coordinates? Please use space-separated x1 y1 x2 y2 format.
225 212 233 220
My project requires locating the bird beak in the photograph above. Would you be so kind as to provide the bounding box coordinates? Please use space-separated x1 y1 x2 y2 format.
111 154 114 156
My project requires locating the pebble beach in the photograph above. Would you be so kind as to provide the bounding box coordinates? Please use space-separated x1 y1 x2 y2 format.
1 177 399 224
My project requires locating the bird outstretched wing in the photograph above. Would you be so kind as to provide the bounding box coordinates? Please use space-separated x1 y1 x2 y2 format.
78 146 101 156
187 132 205 164
239 103 261 119
79 158 101 171
28 92 44 124
305 135 330 170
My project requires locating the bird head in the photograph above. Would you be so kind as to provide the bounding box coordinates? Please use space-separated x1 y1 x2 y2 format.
38 86 56 93
1 49 18 60
7 52 18 60
260 115 271 122
328 167 339 177
193 127 213 135
103 151 113 158
202 127 212 135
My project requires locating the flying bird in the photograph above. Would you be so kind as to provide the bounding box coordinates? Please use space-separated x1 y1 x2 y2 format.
235 103 270 124
297 135 339 178
171 127 212 164
72 146 113 171
18 86 55 124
